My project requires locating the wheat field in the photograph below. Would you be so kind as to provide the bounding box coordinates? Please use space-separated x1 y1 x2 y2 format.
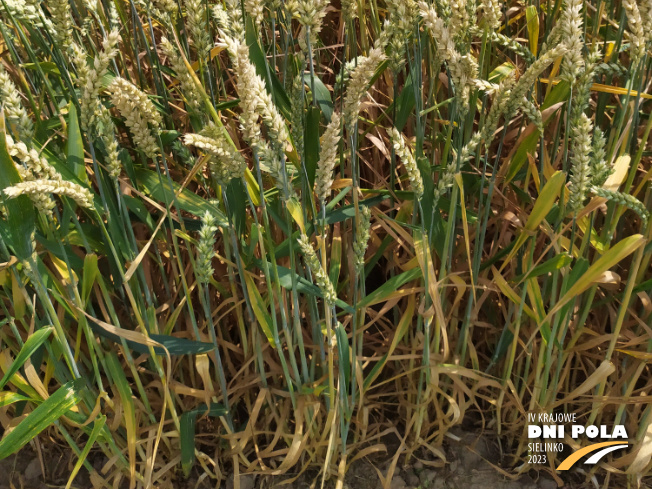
0 0 650 487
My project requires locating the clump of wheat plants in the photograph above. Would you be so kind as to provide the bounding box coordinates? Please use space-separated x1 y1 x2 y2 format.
0 0 650 487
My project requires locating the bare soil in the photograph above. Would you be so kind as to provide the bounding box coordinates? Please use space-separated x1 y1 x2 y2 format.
0 431 586 489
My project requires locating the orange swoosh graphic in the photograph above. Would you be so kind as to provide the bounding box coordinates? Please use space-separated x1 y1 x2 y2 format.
557 441 627 471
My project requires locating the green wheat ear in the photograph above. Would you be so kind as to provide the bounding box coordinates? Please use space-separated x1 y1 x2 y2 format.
592 186 650 226
195 211 218 284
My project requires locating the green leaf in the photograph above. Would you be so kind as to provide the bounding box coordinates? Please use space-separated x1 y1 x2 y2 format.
303 74 333 122
0 391 29 408
513 253 573 283
491 322 515 366
524 172 565 234
81 254 99 307
260 261 355 313
488 61 516 84
548 235 646 318
135 168 228 227
225 178 247 235
500 171 566 269
335 323 350 386
0 326 53 390
395 73 415 132
329 231 342 286
39 144 89 188
214 99 240 112
526 6 539 56
244 223 260 263
273 195 390 258
325 195 388 225
123 195 157 231
67 103 87 183
65 415 106 489
160 130 181 146
147 335 215 355
21 61 61 76
180 403 227 476
0 378 84 459
88 321 216 355
244 273 277 347
105 352 136 481
304 106 321 188
357 268 422 309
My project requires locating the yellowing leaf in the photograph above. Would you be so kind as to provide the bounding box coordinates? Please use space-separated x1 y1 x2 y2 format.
488 61 516 84
0 379 84 459
554 360 615 406
492 267 538 321
286 197 306 234
547 235 646 318
500 171 565 271
244 274 277 348
195 354 214 408
539 79 652 100
244 169 261 206
49 254 78 285
455 174 475 301
616 349 652 361
603 155 630 191
526 6 539 56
